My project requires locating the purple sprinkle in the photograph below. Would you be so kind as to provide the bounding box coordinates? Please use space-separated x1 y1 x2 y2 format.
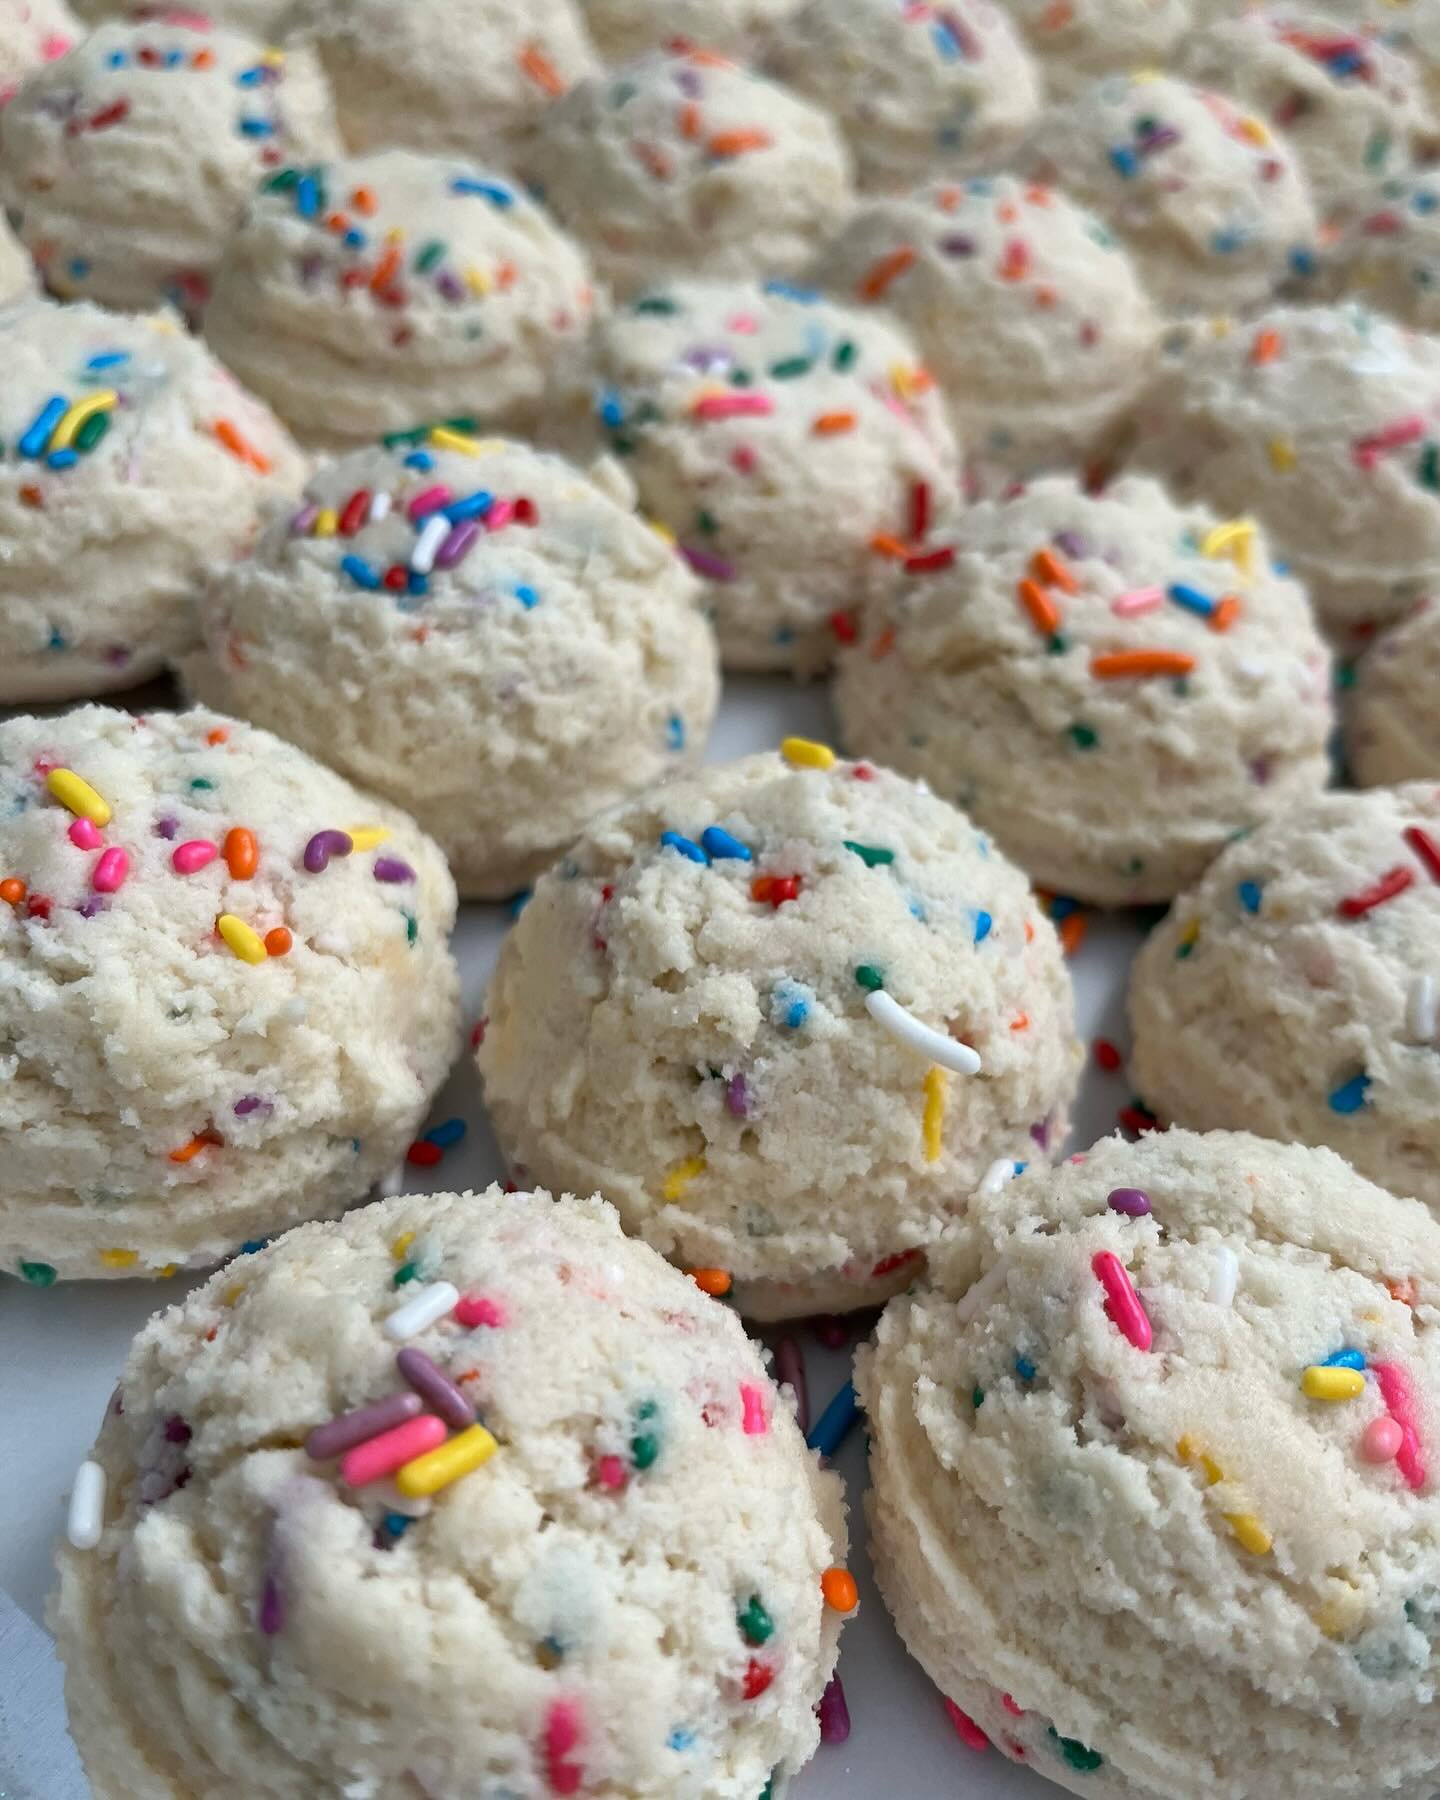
725 1071 749 1118
676 67 702 95
682 344 734 374
305 1390 423 1461
303 828 353 874
258 1572 285 1636
396 1346 476 1430
435 270 464 302
1030 1117 1051 1151
775 1335 809 1435
77 896 108 919
1250 756 1272 788
1107 1187 1153 1217
105 645 132 667
373 857 416 884
154 815 179 840
1138 124 1180 154
818 1674 851 1745
435 518 480 570
940 234 976 256
163 1414 192 1444
291 500 320 535
233 1094 266 1116
680 544 737 582
1054 531 1089 559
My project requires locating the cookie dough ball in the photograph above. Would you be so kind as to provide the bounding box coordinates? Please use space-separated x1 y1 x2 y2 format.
993 0 1193 96
835 474 1335 906
204 151 596 452
859 1126 1440 1800
1180 9 1438 226
522 48 854 296
0 297 304 704
579 0 800 61
557 276 959 672
184 437 721 900
1016 74 1320 316
479 747 1083 1320
1326 171 1440 330
1130 785 1440 1213
1132 304 1440 642
290 0 599 163
765 0 1042 193
1350 603 1440 785
0 706 461 1284
0 0 75 106
0 20 339 315
52 1187 848 1798
808 175 1160 490
0 206 33 298
70 0 293 36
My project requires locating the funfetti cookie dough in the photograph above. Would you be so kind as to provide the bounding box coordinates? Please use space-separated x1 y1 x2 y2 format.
1129 785 1440 1214
1131 304 1440 643
834 475 1334 907
0 706 461 1285
859 1126 1440 1800
1325 172 1440 331
289 0 599 163
1179 9 1438 226
0 0 74 107
479 745 1083 1321
70 0 293 37
521 48 854 296
204 151 596 451
807 175 1160 492
184 436 721 900
0 207 33 298
1015 74 1320 317
0 297 304 704
555 276 959 672
579 0 800 61
991 0 1194 97
0 19 338 316
765 0 1042 194
52 1187 850 1799
1349 603 1440 785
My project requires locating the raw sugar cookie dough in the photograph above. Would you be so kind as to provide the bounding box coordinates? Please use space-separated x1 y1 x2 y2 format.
1015 74 1320 316
185 436 720 900
0 706 461 1284
479 746 1083 1321
1349 603 1440 785
0 0 74 106
0 208 33 299
69 0 293 37
859 1127 1440 1800
1129 785 1440 1215
764 0 1042 193
807 175 1160 490
834 475 1334 907
0 297 304 705
1325 172 1440 331
992 0 1194 97
522 48 854 296
52 1187 850 1799
0 19 339 315
1132 304 1440 641
204 150 596 450
288 0 599 162
579 0 800 61
559 276 959 673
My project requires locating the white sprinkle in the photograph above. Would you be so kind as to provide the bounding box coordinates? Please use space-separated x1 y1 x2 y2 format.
1209 1246 1239 1309
865 989 982 1075
383 1280 459 1341
67 1460 106 1550
369 490 392 524
378 1163 407 1199
410 512 451 575
369 1478 433 1519
1409 974 1437 1043
979 1157 1019 1196
955 1256 1008 1326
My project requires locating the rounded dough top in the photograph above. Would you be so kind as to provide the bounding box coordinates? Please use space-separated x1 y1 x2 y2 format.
578 0 801 61
0 0 75 104
990 0 1194 95
1349 601 1440 785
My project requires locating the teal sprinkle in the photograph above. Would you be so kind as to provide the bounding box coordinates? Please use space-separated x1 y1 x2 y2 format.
1421 443 1440 492
853 963 884 991
1046 632 1068 655
414 239 446 273
1068 723 1099 750
832 339 857 370
737 1594 775 1645
1014 1354 1036 1382
632 295 678 314
190 778 215 791
632 1433 660 1470
19 1261 57 1286
1237 880 1262 915
971 1386 984 1409
696 509 719 535
1049 1730 1103 1773
393 1262 419 1287
843 840 894 867
404 912 418 945
769 356 812 378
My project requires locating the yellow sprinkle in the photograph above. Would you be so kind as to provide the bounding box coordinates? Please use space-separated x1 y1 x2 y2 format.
217 913 267 964
1178 918 1200 949
663 1155 707 1201
890 361 925 400
157 1263 179 1278
348 825 391 851
50 390 118 452
313 508 338 538
922 1066 947 1163
649 518 676 545
98 1248 137 1269
1176 1434 1223 1485
1301 1364 1366 1401
1268 436 1297 473
429 426 483 455
222 1282 246 1307
1200 518 1255 578
391 1230 416 1262
780 736 836 770
260 45 285 64
463 264 493 296
1237 115 1272 147
46 768 111 826
1225 1513 1272 1556
395 1422 498 1497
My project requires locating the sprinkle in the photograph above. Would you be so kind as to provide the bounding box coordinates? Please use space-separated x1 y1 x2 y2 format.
1354 416 1425 469
393 1422 498 1497
1200 519 1255 575
258 1573 285 1635
979 1159 1019 1197
97 1248 136 1268
169 1129 221 1164
455 1292 505 1328
1329 1072 1371 1115
865 989 981 1075
701 826 751 861
1209 1247 1239 1307
542 1697 584 1797
1250 327 1284 365
1017 577 1061 636
66 1460 106 1550
806 1379 859 1459
944 1700 991 1752
905 546 956 574
373 858 416 884
854 963 885 992
518 40 566 95
858 245 917 300
818 1675 851 1746
1107 1187 1151 1217
1404 825 1440 883
663 1155 706 1201
406 1140 443 1168
395 1346 476 1430
1091 649 1195 679
50 390 118 453
1302 1365 1366 1401
922 1067 947 1161
92 848 128 894
172 840 217 875
0 879 25 905
304 829 353 873
1032 547 1078 593
306 1391 423 1461
1094 1039 1122 1072
660 830 708 863
1167 583 1216 619
1110 585 1164 617
313 508 338 538
1372 1362 1426 1489
383 1280 459 1341
341 553 381 590
776 1337 809 1432
1408 975 1437 1042
222 827 257 880
340 1414 448 1488
69 821 101 858
1050 1731 1103 1774
1337 866 1414 918
18 395 66 459
821 1567 859 1615
1323 1349 1366 1371
780 736 836 770
844 840 894 867
1268 437 1297 472
738 1594 774 1644
46 769 110 826
1362 1417 1404 1463
708 128 772 157
681 544 737 581
740 1383 769 1435
812 410 857 435
690 1267 732 1296
212 419 271 473
410 513 451 574
217 914 267 963
1177 1436 1270 1551
1238 880 1262 915
692 391 774 420
1092 1250 1152 1351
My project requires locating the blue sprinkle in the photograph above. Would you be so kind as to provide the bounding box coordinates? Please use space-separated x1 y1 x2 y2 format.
1329 1072 1372 1115
296 174 320 218
1211 226 1247 256
806 1380 859 1460
513 583 540 609
1109 145 1140 178
240 1239 269 1255
86 351 130 371
1289 245 1317 277
450 176 514 207
445 489 493 521
342 228 368 250
1168 582 1216 617
383 1513 412 1540
668 1728 697 1752
1323 1348 1366 1371
931 18 961 59
906 893 927 921
46 448 78 470
1014 1355 1036 1382
106 49 127 66
238 117 276 136
1415 190 1439 216
660 830 708 864
1049 895 1080 922
1013 1162 1027 1177
19 395 67 459
67 258 90 279
340 554 380 591
761 277 820 303
425 1118 467 1149
770 980 812 1030
235 65 265 85
508 888 532 918
666 713 685 751
598 387 626 428
403 450 435 471
407 570 428 597
973 910 993 944
1237 880 1262 915
701 826 752 862
48 628 67 650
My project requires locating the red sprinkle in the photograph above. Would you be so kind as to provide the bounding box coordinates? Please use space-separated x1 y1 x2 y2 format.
829 610 858 644
1119 1104 1160 1137
1094 1038 1122 1072
405 1140 443 1167
905 546 956 574
944 1699 991 1752
1405 825 1440 883
339 489 371 536
751 873 801 906
742 1659 775 1700
910 480 931 540
1337 865 1415 918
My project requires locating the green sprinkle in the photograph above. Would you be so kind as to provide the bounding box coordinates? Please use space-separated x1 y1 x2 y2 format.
1421 443 1440 492
381 424 429 448
769 356 812 379
19 1261 57 1286
696 509 718 535
844 841 894 867
404 912 418 946
729 367 753 386
261 167 300 191
1364 129 1391 170
633 295 678 315
393 1262 418 1287
76 410 110 453
853 964 884 991
737 1595 775 1645
832 339 857 370
971 1386 984 1409
1046 632 1068 656
1049 1730 1103 1774
632 1432 660 1470
414 239 447 273
1337 661 1358 691
189 778 214 791
1067 723 1099 750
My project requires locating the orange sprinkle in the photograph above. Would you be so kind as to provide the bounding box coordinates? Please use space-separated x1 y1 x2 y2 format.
19 484 43 508
1040 0 1074 26
170 1128 222 1165
370 243 401 293
870 532 909 560
821 1567 859 1614
708 128 771 158
1010 1012 1030 1032
324 211 348 234
206 727 228 746
0 878 25 905
1250 327 1284 366
1210 596 1242 633
1017 578 1060 636
1024 918 1035 944
496 260 517 290
1091 649 1196 679
192 47 214 67
1031 548 1078 594
212 419 271 474
351 185 378 216
685 47 733 66
1058 913 1088 956
870 624 897 660
263 926 293 957
518 41 566 96
812 410 857 436
859 245 916 301
678 101 702 140
997 201 1017 225
224 826 258 880
689 1268 732 1297
1388 1277 1418 1307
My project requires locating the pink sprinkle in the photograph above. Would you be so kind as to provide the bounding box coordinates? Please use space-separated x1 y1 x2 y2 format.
731 444 758 474
594 1454 628 1490
1110 585 1164 617
740 1383 770 1435
68 817 102 850
92 848 128 894
486 497 517 531
725 311 761 333
1001 1693 1024 1717
406 485 452 521
693 392 775 420
172 839 218 875
1372 1362 1426 1489
944 1698 991 1752
42 32 72 57
1091 1250 1153 1352
543 1698 584 1796
1353 416 1425 469
1362 1416 1404 1464
454 1293 505 1328
339 1413 446 1488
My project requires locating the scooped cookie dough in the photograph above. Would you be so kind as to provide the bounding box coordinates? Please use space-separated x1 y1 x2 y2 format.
1132 304 1440 642
204 150 597 451
69 0 293 36
1180 9 1438 225
184 436 720 900
1129 785 1440 1214
1349 603 1440 785
0 19 339 315
992 0 1194 96
1015 74 1320 315
554 276 959 672
479 746 1082 1321
765 0 1042 193
288 0 599 162
0 208 33 299
522 48 854 296
1325 171 1440 331
834 474 1334 907
579 0 800 61
52 1186 849 1799
0 297 304 704
0 706 461 1284
807 174 1160 491
860 1127 1440 1800
0 0 74 106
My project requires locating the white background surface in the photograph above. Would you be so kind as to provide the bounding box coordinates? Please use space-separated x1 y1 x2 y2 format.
0 675 1144 1797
